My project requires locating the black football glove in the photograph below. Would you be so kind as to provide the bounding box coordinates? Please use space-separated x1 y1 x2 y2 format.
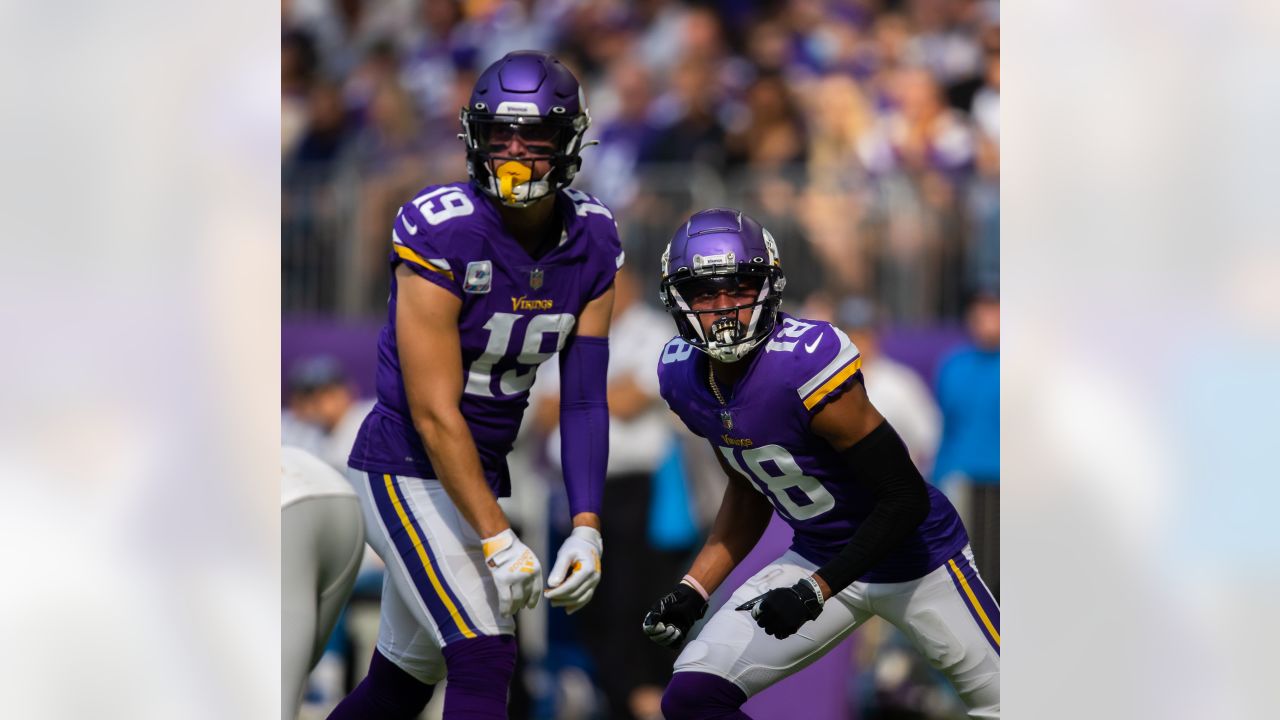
642 582 708 649
735 578 824 639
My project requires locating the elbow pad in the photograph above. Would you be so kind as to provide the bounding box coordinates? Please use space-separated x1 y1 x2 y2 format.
559 335 609 517
815 421 930 594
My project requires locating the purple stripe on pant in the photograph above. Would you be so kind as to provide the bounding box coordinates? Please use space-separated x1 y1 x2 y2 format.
368 472 478 644
946 548 1001 654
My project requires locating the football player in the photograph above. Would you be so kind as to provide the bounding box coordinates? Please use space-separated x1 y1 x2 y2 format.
327 51 619 720
282 446 365 720
642 209 1000 718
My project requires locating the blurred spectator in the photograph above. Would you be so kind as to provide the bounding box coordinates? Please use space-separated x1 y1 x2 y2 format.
780 0 872 80
805 73 877 187
877 65 975 180
351 76 433 310
971 48 998 147
968 39 999 293
933 290 1000 598
905 0 985 88
864 65 976 321
643 56 729 167
578 57 656 213
725 72 807 170
837 296 942 475
633 0 699 77
285 0 409 80
341 39 401 125
288 79 356 176
797 74 878 294
531 265 691 720
470 0 568 71
282 78 357 313
281 355 375 473
398 0 478 127
282 29 320 157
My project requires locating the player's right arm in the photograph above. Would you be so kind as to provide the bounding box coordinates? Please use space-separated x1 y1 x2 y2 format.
643 449 774 648
395 263 507 536
395 264 542 614
684 451 775 594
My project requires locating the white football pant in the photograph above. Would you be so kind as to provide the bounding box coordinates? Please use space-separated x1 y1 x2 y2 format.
675 545 1000 718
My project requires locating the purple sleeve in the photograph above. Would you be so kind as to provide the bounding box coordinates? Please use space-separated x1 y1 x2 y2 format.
588 218 624 302
390 194 465 299
795 324 864 420
558 335 610 517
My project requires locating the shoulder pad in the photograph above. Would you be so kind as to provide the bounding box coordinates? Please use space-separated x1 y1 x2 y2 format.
391 183 482 284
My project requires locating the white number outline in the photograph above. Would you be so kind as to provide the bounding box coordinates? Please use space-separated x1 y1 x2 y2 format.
765 317 817 353
464 312 577 397
661 338 694 364
413 187 475 226
719 444 835 521
564 188 614 219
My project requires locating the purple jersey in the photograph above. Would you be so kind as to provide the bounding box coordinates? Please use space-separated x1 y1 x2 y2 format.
657 313 968 582
349 182 623 496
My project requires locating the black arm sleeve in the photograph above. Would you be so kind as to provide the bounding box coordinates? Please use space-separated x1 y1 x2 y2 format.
814 421 931 595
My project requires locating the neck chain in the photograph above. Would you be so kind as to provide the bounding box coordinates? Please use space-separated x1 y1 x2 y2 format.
708 363 727 406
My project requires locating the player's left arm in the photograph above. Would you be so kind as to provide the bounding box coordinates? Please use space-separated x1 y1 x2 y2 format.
543 282 615 612
808 382 930 595
741 382 931 638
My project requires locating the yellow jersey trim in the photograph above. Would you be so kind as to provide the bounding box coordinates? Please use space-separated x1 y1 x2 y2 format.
394 245 455 281
802 357 862 411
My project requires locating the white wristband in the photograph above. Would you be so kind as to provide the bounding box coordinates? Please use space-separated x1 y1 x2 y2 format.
801 576 825 605
680 575 710 601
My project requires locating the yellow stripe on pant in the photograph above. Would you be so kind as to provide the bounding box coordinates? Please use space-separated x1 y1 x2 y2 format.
383 474 477 639
947 559 1000 646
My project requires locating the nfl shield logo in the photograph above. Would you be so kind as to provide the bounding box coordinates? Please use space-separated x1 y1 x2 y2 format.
530 268 544 290
720 410 733 430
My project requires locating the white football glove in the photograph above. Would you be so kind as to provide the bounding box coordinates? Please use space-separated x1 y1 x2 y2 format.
543 526 603 614
481 528 543 616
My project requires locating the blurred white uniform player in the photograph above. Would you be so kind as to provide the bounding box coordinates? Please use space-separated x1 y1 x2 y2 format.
281 446 365 720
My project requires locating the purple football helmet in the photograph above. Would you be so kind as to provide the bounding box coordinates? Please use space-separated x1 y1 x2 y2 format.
659 209 787 362
460 51 592 207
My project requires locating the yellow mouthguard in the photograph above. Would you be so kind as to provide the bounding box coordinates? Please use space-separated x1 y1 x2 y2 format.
496 161 533 202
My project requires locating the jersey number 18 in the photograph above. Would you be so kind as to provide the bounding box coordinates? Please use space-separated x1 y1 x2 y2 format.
718 444 836 521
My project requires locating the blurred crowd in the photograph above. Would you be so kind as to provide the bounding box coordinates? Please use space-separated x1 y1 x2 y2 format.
283 0 999 321
282 1 998 718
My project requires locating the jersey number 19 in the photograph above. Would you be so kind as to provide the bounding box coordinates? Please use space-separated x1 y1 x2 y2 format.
465 312 576 397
